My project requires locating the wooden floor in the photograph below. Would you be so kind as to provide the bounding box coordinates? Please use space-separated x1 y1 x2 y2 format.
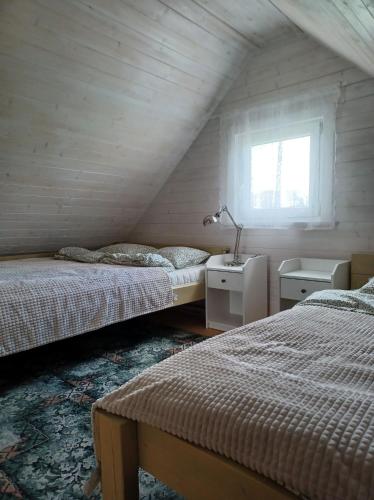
146 301 220 337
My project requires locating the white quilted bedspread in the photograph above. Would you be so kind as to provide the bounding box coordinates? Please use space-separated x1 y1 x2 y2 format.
95 303 374 500
0 258 173 357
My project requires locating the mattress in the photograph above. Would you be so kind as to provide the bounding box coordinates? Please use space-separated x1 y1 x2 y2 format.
95 289 374 500
168 264 205 287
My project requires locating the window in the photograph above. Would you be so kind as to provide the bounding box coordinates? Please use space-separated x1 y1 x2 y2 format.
247 120 321 226
250 135 311 210
220 89 338 228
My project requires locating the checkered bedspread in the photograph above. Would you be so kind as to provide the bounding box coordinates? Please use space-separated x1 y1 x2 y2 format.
0 258 173 357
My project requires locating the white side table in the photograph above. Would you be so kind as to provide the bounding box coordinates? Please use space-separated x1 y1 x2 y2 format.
205 253 267 331
278 257 350 310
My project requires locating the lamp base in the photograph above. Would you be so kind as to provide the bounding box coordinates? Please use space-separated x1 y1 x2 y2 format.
225 260 244 267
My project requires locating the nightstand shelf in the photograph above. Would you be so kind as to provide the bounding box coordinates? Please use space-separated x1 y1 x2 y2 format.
205 253 267 331
278 257 350 310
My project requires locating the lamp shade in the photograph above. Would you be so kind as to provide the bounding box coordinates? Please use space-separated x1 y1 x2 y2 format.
203 214 219 226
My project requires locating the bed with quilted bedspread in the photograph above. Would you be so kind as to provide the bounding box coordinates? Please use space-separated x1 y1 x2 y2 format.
94 287 374 500
0 258 173 357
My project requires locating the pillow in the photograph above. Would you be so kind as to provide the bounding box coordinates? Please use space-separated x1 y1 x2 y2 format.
101 252 174 270
55 247 104 263
157 246 210 269
98 243 157 255
360 277 374 295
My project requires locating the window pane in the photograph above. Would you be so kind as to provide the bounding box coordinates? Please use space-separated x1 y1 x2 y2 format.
250 136 310 209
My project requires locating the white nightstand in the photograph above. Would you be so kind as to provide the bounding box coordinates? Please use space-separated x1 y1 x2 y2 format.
278 257 350 310
205 253 268 331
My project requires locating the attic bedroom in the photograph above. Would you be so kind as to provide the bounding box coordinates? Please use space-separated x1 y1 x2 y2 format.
0 1 374 499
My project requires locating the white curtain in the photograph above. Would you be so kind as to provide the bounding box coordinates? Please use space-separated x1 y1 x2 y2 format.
219 86 341 229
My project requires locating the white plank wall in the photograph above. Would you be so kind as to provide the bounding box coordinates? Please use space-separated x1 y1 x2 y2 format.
131 34 374 313
1 0 279 255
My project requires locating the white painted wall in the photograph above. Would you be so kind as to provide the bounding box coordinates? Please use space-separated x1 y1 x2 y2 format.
131 35 374 313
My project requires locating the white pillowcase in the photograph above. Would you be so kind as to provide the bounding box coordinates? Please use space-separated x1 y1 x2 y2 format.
158 246 210 269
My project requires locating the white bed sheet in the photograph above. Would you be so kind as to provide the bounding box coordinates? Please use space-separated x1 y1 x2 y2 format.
168 264 205 287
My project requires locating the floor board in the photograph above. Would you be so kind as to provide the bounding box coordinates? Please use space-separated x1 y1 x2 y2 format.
146 302 221 337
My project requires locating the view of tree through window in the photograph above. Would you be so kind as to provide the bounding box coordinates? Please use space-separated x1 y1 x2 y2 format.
250 135 311 210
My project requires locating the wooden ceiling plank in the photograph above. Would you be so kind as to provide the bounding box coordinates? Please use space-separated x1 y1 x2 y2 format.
66 0 242 80
271 0 374 77
121 0 249 60
192 0 299 44
1 6 221 100
156 0 257 49
330 0 374 46
86 0 248 65
36 0 237 85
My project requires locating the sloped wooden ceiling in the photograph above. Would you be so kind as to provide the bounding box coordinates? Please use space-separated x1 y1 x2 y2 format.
0 0 298 255
271 0 374 77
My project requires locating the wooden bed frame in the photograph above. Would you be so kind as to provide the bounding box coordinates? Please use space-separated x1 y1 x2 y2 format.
0 244 230 308
94 409 296 500
351 253 374 289
91 253 374 500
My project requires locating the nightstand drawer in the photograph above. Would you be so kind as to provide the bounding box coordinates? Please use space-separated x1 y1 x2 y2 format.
281 278 331 301
208 270 243 292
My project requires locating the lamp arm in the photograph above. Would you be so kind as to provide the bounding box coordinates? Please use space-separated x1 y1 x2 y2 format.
233 226 242 264
219 205 243 264
220 205 243 231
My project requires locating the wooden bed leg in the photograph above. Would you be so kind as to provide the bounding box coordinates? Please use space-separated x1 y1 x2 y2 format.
96 409 139 500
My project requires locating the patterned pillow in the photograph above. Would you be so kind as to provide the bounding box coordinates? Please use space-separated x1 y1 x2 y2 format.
158 246 210 269
55 247 104 263
360 277 374 295
101 252 174 270
98 243 157 255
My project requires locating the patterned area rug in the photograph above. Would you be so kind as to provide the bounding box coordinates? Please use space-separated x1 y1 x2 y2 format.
0 318 204 499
